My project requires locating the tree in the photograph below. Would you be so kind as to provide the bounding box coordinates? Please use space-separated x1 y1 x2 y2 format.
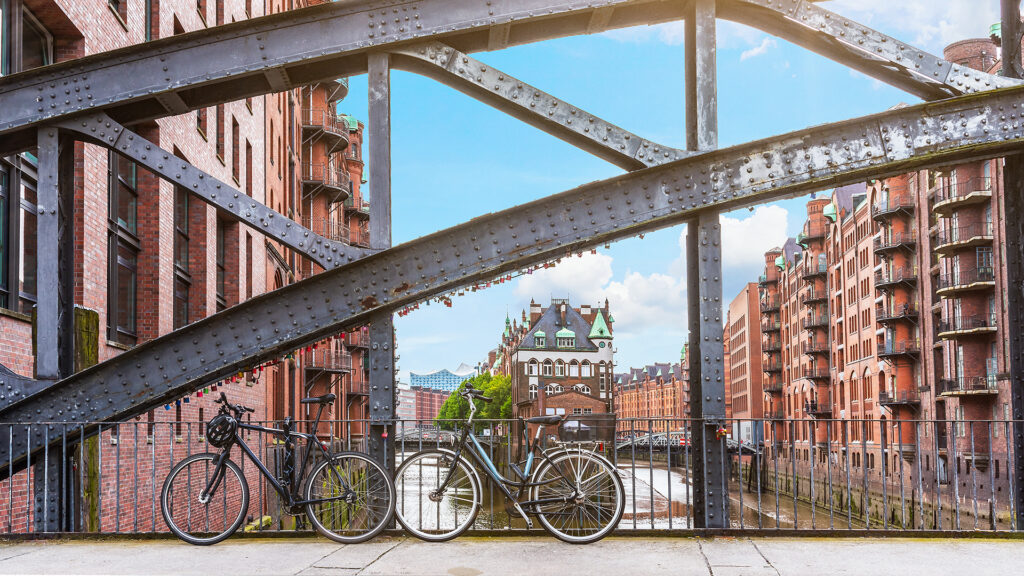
435 372 512 428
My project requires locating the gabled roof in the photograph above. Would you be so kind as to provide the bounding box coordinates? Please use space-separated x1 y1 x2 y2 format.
588 309 612 339
520 300 598 351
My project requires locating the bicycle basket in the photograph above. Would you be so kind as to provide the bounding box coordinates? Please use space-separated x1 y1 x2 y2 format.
556 414 615 443
206 413 237 448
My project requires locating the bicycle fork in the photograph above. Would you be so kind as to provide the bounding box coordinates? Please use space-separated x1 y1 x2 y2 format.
199 450 232 504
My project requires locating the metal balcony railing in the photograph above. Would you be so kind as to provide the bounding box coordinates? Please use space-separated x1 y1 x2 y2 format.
800 262 828 281
930 177 993 209
874 231 917 253
301 216 348 243
876 303 919 323
801 366 829 381
761 320 782 333
801 289 828 304
878 340 921 357
801 224 827 243
938 375 999 396
346 330 370 348
301 162 350 198
347 375 369 395
758 272 778 286
344 196 371 216
350 226 370 248
934 222 994 251
763 379 784 394
802 315 829 329
764 359 784 372
936 266 995 292
875 266 918 288
306 349 353 372
802 339 829 355
872 192 916 219
763 338 782 352
936 314 998 337
878 390 921 406
760 297 781 312
804 401 832 416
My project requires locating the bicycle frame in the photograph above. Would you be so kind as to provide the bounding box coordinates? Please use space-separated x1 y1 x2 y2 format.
202 407 353 509
438 401 597 514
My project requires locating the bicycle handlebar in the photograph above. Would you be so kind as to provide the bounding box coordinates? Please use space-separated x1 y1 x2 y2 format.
460 386 492 403
216 392 255 415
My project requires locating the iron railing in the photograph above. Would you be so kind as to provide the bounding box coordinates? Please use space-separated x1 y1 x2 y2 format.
874 231 917 252
936 314 998 336
930 177 993 206
3 416 1020 535
300 216 348 243
872 193 915 218
875 266 918 287
300 162 350 196
936 267 996 291
938 376 1000 395
934 223 994 250
305 349 353 372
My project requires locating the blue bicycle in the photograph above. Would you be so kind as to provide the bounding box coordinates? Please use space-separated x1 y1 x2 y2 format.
393 383 624 543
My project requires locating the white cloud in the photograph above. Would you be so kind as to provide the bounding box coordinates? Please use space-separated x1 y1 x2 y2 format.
720 205 790 270
601 20 769 50
515 252 614 305
741 37 776 61
822 0 999 54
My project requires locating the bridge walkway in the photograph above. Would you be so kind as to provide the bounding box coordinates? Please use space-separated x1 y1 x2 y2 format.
0 535 1020 575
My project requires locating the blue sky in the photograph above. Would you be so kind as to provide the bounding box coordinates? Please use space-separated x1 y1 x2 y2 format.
335 1 1001 381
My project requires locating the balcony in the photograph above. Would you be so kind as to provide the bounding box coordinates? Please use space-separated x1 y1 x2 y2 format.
934 222 994 254
802 314 829 330
761 319 782 333
801 289 828 304
802 339 829 356
301 108 350 153
766 407 786 419
931 177 993 215
878 340 920 359
798 224 827 246
764 359 784 373
760 297 781 313
800 263 828 281
349 226 370 248
875 266 918 290
936 314 997 339
938 375 999 398
763 338 782 353
801 366 830 382
301 162 350 204
935 266 995 296
306 349 353 373
804 402 832 417
302 216 349 243
344 196 371 218
873 231 916 254
758 273 779 287
878 390 921 408
871 192 915 220
326 77 350 103
345 330 370 349
875 303 919 324
763 379 784 394
347 375 369 396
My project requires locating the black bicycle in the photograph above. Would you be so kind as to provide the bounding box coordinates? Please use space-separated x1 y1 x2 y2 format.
393 383 624 543
160 392 395 545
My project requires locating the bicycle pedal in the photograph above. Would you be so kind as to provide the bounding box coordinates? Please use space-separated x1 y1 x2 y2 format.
512 502 533 530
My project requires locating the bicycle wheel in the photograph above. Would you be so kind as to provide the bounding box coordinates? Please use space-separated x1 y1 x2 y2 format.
530 448 624 544
161 453 249 545
304 452 396 543
394 449 481 542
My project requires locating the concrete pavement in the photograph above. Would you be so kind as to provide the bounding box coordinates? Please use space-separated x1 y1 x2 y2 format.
0 535 1021 575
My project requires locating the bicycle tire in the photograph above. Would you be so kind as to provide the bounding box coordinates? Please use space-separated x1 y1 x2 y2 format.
160 453 249 545
304 452 396 544
394 448 481 542
530 447 624 544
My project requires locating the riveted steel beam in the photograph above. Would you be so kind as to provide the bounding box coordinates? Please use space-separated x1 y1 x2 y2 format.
723 0 1020 101
3 85 1024 474
0 0 1012 155
55 112 371 269
390 42 688 170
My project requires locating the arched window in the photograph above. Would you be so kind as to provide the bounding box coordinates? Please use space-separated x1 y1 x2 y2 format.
529 382 538 400
542 360 553 377
569 360 580 377
555 360 565 377
573 384 591 394
546 383 563 394
581 360 592 378
528 359 539 376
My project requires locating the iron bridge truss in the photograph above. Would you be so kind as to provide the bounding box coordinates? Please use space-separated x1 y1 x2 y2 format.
0 0 1023 531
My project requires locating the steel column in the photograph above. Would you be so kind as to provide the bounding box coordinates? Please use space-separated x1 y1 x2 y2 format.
367 52 395 470
1000 0 1024 531
685 0 727 529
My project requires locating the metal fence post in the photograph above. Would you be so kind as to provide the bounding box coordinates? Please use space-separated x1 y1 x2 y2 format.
368 52 396 472
1000 0 1024 532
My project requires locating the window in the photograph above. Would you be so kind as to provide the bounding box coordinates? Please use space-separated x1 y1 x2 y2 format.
245 140 252 196
557 337 575 348
245 232 252 300
573 384 591 394
555 360 564 377
108 152 140 345
21 9 52 71
173 188 191 329
542 360 553 377
545 383 563 394
108 0 127 23
196 108 207 137
231 117 240 184
215 105 225 161
0 167 8 309
529 383 538 400
581 361 592 378
569 361 579 378
17 169 37 314
216 219 227 311
527 360 538 376
572 408 582 415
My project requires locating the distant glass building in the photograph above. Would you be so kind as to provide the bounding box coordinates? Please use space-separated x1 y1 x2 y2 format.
410 363 477 392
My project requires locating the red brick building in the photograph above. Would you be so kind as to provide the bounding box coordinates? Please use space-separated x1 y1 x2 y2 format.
613 353 689 430
727 282 765 441
0 0 369 532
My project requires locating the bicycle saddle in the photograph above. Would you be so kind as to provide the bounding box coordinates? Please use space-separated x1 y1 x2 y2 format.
300 393 336 404
525 415 563 425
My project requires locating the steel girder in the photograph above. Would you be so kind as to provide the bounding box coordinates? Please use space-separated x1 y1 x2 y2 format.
390 42 689 170
3 85 1024 472
0 0 1016 156
54 113 369 269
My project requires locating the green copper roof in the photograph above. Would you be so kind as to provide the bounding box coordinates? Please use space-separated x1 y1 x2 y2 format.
555 327 576 338
991 22 1002 39
588 310 611 339
680 343 687 358
774 255 786 270
340 114 359 131
823 201 838 222
796 232 807 247
534 330 546 337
